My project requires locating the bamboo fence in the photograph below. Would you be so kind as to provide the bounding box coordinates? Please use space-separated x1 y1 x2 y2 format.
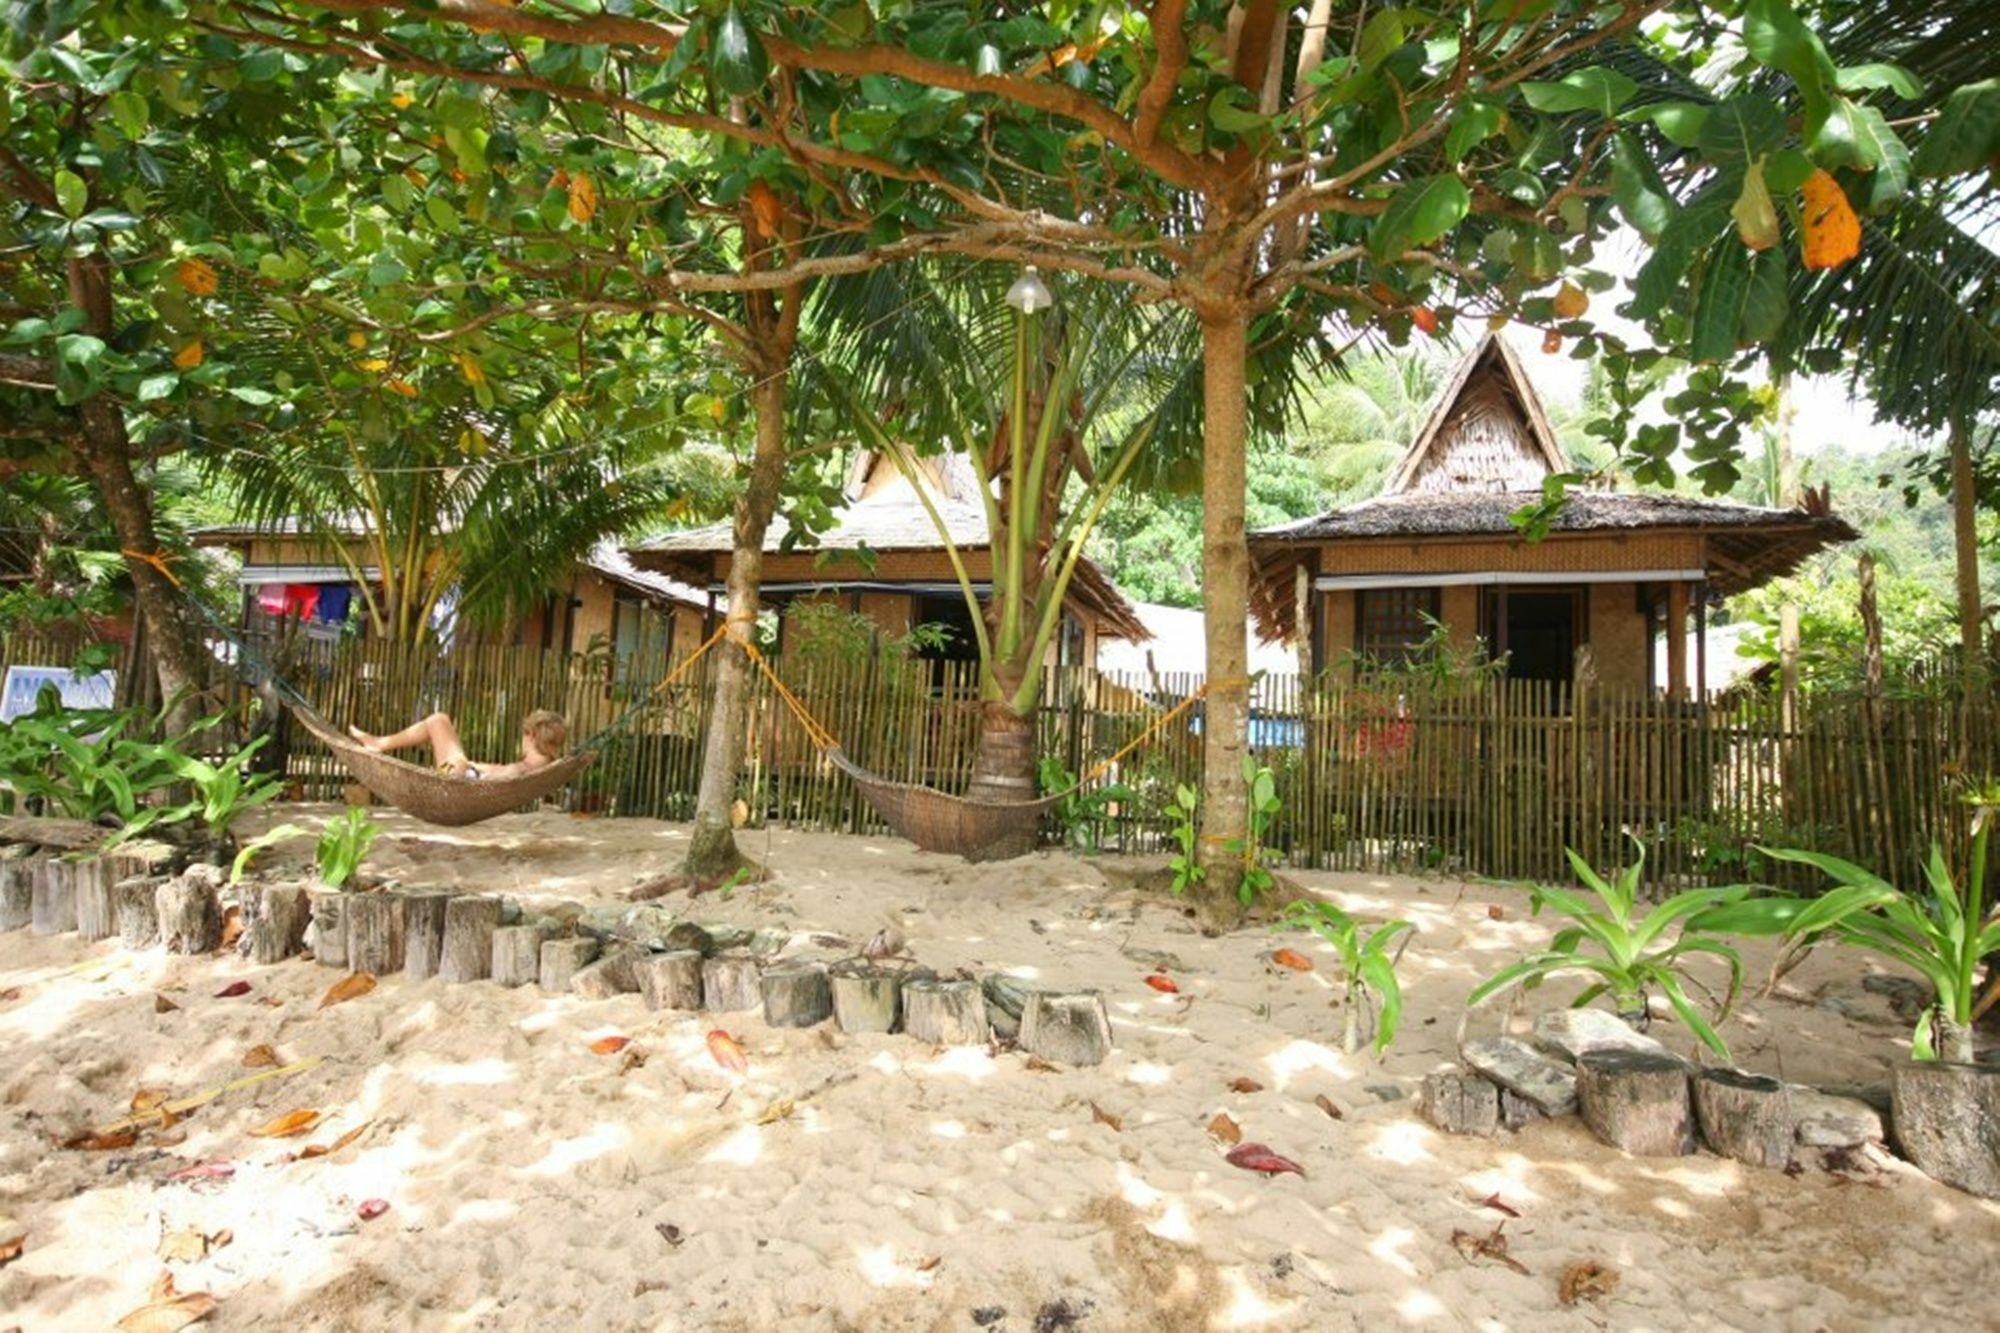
6 628 1995 889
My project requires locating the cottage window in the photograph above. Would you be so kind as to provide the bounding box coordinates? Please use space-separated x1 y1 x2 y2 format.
1355 587 1439 664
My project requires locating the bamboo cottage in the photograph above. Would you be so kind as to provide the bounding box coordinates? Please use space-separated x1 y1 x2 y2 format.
1250 336 1858 696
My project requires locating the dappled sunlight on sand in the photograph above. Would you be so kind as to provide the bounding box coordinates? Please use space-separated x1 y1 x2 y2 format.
1217 1267 1299 1327
701 1122 764 1167
1396 1287 1451 1321
1263 1036 1352 1089
1370 1119 1437 1166
1368 1225 1423 1278
523 1121 631 1177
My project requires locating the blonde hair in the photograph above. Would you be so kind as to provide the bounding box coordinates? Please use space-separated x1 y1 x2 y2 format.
523 709 568 757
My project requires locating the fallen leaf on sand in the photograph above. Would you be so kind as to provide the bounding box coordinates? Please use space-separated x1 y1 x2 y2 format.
1314 1093 1344 1121
319 972 376 1009
1144 974 1179 994
1271 948 1312 972
0 1236 22 1267
655 1222 685 1246
1558 1258 1619 1306
114 1290 217 1332
218 907 243 950
619 1049 648 1074
298 1120 372 1160
155 994 180 1014
1451 1224 1529 1275
1207 1112 1243 1145
916 1255 942 1273
1227 1077 1264 1094
158 1228 213 1263
757 1099 796 1126
1486 904 1506 921
213 981 251 999
163 1161 234 1185
357 1198 390 1221
1023 1055 1058 1073
241 1045 279 1069
588 1035 631 1055
132 1087 171 1115
64 1129 139 1151
707 1030 748 1075
1225 1143 1305 1177
247 1109 320 1139
1090 1102 1123 1132
1480 1192 1522 1219
0 986 21 1002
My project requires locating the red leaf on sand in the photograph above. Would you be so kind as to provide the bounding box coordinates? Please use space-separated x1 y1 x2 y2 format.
588 1035 630 1055
707 1029 748 1075
213 982 251 999
164 1161 235 1185
357 1198 390 1222
1481 1193 1522 1219
1225 1143 1307 1178
1270 949 1312 972
1144 974 1179 994
154 994 179 1013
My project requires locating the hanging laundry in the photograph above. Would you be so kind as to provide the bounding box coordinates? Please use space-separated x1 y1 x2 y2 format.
316 584 354 625
255 584 288 616
284 584 319 618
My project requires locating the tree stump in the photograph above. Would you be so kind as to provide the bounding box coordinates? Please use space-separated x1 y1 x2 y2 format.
1578 1050 1694 1156
401 889 453 980
440 896 503 984
491 925 548 988
761 963 832 1028
114 876 163 947
72 860 114 940
0 848 33 931
903 978 990 1046
637 950 705 1012
31 856 77 935
249 884 310 965
1422 1069 1501 1137
1020 990 1112 1066
307 890 349 968
831 963 902 1034
540 936 600 994
347 892 408 975
570 947 640 1000
155 873 222 954
701 954 763 1012
1693 1068 1793 1168
1891 1061 2000 1199
981 973 1044 1041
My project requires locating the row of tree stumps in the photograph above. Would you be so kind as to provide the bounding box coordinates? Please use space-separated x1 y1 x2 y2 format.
0 837 1115 1068
1424 1008 2000 1201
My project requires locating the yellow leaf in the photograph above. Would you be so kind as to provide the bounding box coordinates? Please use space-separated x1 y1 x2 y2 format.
346 331 367 350
1732 160 1781 252
390 91 413 109
745 179 782 241
157 1227 209 1262
173 258 218 296
247 1108 321 1139
298 1119 372 1160
114 1291 217 1333
1207 1111 1242 1145
756 1098 795 1125
131 1087 171 1115
385 377 418 398
567 170 598 223
455 353 484 387
358 357 390 373
319 972 376 1009
1552 282 1589 320
173 341 203 370
1800 168 1861 271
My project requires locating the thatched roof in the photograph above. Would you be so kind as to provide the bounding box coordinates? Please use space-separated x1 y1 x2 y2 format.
1386 333 1567 494
582 542 705 610
630 453 1150 642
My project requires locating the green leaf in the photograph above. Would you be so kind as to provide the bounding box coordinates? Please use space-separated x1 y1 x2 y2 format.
1624 101 1708 148
1357 8 1406 74
1368 175 1470 261
1743 0 1835 129
1698 96 1787 178
424 195 460 233
54 168 87 219
1741 246 1789 344
1835 63 1923 101
1911 79 2000 179
1810 96 1900 172
1655 969 1731 1059
1445 100 1503 164
135 372 179 403
1609 131 1674 239
1860 117 1914 212
1691 241 1752 363
108 89 149 141
710 5 770 98
1731 159 1780 251
53 332 109 404
228 386 278 406
1207 87 1268 134
1520 67 1637 117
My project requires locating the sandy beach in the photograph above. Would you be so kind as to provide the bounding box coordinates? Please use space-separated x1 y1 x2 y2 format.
3 806 1996 1332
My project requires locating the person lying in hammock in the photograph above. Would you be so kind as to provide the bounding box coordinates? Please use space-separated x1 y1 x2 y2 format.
348 709 567 781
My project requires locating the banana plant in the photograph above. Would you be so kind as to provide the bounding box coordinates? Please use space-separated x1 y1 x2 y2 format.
1280 900 1416 1055
230 806 380 888
1467 844 1754 1058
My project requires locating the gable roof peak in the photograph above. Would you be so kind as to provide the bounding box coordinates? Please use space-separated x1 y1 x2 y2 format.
1384 332 1569 496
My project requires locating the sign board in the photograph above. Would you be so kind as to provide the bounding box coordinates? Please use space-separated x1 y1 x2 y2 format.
1 666 118 723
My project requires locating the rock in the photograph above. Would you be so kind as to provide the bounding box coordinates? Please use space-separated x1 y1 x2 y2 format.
1577 1050 1694 1156
539 936 601 994
1461 1036 1578 1116
1890 1061 2000 1199
1531 1008 1670 1063
579 902 680 952
1364 1084 1406 1103
1501 1089 1548 1129
499 896 524 926
1422 1069 1500 1137
570 948 641 1001
1790 1087 1884 1148
1861 974 1932 1021
748 925 791 959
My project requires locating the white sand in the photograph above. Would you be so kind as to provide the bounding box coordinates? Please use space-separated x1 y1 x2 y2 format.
3 806 1996 1331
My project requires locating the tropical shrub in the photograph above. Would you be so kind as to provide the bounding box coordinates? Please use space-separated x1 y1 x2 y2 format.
231 806 380 889
1467 844 1755 1058
1280 899 1415 1055
1036 756 1133 854
1166 782 1203 893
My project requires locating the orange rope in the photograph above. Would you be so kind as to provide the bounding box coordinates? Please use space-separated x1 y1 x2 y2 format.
120 548 183 589
1077 675 1248 786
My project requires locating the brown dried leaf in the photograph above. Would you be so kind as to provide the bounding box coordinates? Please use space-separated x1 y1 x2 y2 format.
915 1254 941 1273
319 972 376 1009
1270 948 1313 972
0 1236 22 1267
241 1045 279 1069
1207 1112 1242 1146
1023 1055 1058 1073
64 1129 139 1151
1486 904 1506 921
0 986 22 1002
1228 1077 1264 1094
212 981 250 999
756 1099 796 1126
131 1087 171 1115
1314 1093 1344 1121
1089 1102 1122 1132
1450 1224 1529 1276
618 1049 648 1074
588 1035 631 1055
154 994 180 1014
298 1120 371 1161
114 1290 217 1333
247 1109 320 1139
1480 1192 1522 1219
1558 1259 1619 1307
217 907 243 950
157 1228 209 1263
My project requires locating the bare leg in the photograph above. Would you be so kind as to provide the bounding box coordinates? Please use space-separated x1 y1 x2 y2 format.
350 712 471 770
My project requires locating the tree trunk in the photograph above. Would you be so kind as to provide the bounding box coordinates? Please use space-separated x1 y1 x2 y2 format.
1194 304 1252 924
964 660 1041 859
684 371 790 880
1951 421 1984 674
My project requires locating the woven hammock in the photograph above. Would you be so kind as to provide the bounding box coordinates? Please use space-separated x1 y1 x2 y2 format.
825 747 1063 862
290 704 597 827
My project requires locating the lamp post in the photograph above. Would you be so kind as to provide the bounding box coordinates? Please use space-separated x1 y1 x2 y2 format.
1004 264 1053 316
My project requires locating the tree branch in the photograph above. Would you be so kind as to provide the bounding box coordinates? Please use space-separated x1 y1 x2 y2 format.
1132 0 1188 149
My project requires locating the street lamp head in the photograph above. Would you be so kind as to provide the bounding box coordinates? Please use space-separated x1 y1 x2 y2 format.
1004 265 1053 315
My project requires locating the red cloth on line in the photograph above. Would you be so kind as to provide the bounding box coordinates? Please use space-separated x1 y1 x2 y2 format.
283 585 318 618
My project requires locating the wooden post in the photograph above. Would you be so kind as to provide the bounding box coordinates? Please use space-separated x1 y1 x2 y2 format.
1950 419 1984 674
1891 1061 2000 1200
832 963 903 1034
1578 1050 1693 1156
32 857 77 935
73 859 114 940
701 954 763 1012
248 884 310 965
539 935 600 994
1665 581 1689 701
155 874 222 954
402 889 453 980
0 848 32 931
491 924 548 988
347 892 408 974
1019 990 1112 1066
1693 583 1709 701
308 889 349 969
439 896 502 984
636 949 704 1011
570 947 640 999
1692 1068 1792 1168
761 962 833 1028
113 875 163 947
903 977 989 1046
